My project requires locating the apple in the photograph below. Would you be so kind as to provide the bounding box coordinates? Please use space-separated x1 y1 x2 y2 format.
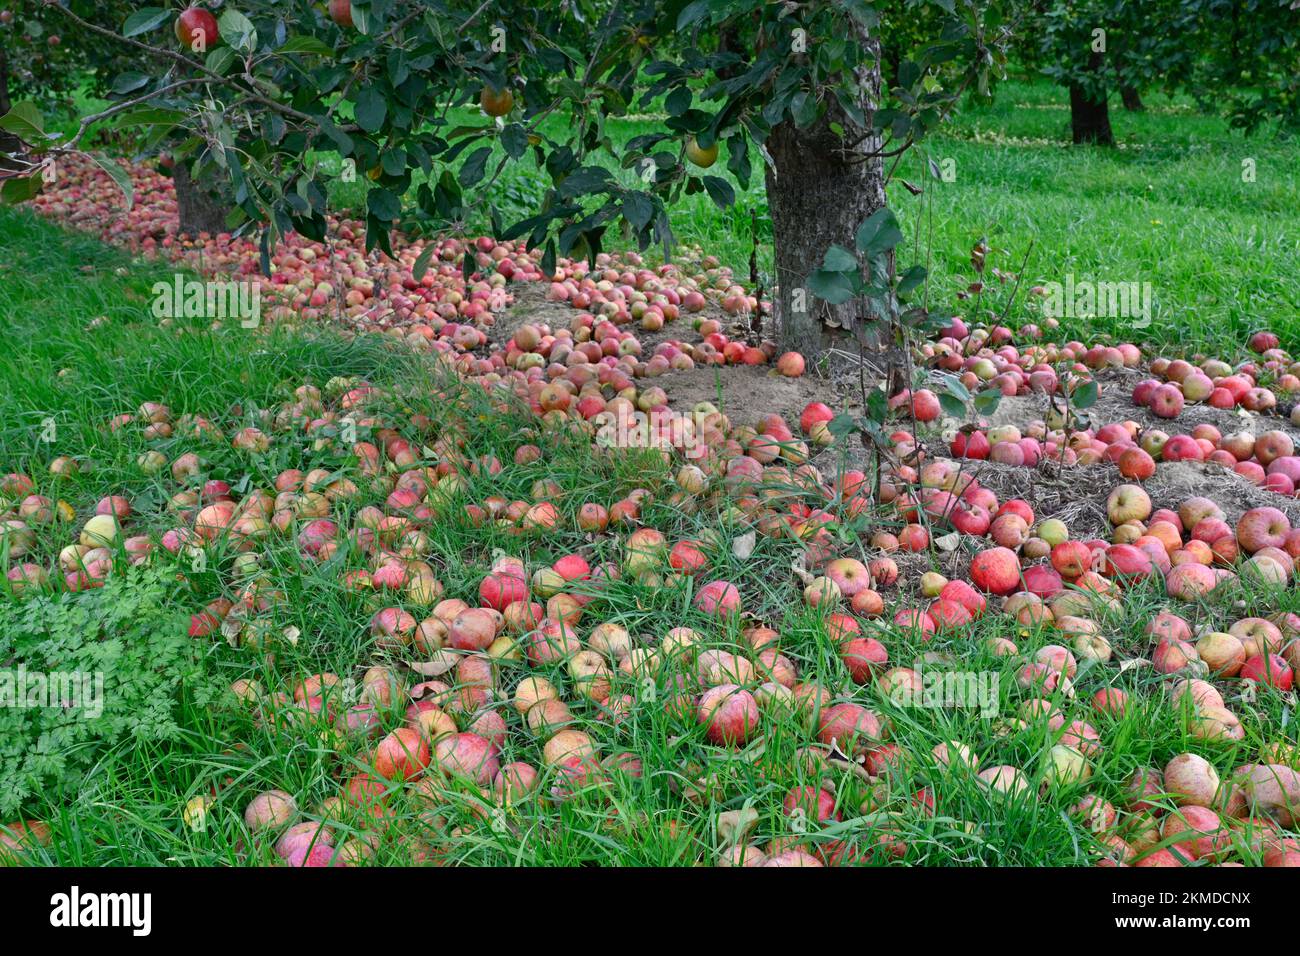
1161 805 1226 862
1051 541 1093 579
685 137 719 168
695 579 741 616
1140 429 1169 457
1166 562 1218 600
436 732 500 785
175 7 220 52
698 685 760 745
323 0 355 28
374 727 431 780
1161 434 1203 462
910 389 941 422
1164 753 1220 808
1255 430 1295 465
480 86 515 116
970 546 1020 595
244 790 297 832
1044 745 1091 786
1249 330 1280 353
1237 507 1291 553
1241 653 1294 690
978 765 1029 796
1152 637 1198 674
824 558 871 597
1117 447 1155 480
1149 384 1185 418
816 702 881 755
776 352 806 377
800 402 834 435
1106 484 1152 525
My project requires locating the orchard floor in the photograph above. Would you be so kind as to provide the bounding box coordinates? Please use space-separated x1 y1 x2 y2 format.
2 152 1300 866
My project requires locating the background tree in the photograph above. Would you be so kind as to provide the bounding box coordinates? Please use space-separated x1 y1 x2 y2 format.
1 0 1009 356
1028 0 1300 144
0 1 142 152
1183 0 1300 134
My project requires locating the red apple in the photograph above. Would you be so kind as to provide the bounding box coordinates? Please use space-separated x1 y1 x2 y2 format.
175 7 220 51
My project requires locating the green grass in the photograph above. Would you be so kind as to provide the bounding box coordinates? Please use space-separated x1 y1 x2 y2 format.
2 205 1298 867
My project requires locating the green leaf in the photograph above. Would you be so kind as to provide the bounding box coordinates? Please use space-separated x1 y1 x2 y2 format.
458 147 491 188
354 88 387 133
0 102 45 142
279 36 336 56
111 73 151 96
1072 379 1099 409
623 193 655 232
701 175 734 209
855 208 904 256
896 264 928 298
218 10 258 53
973 389 1003 415
822 245 858 272
205 46 238 75
90 154 135 212
828 414 860 439
500 124 528 159
807 270 856 305
939 393 966 418
111 106 185 129
0 175 42 205
558 166 613 199
122 8 171 38
791 91 819 127
665 87 691 117
942 374 971 401
412 244 436 282
351 2 371 34
676 0 711 30
367 188 401 222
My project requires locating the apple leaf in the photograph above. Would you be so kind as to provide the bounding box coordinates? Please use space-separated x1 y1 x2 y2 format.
412 244 436 283
0 175 42 206
701 176 735 209
973 388 1003 416
278 36 336 57
218 10 258 54
123 8 171 38
731 531 756 561
0 102 45 143
1072 379 1099 409
90 154 135 212
354 88 387 133
855 207 903 257
807 269 855 305
822 244 858 273
939 392 966 418
896 264 928 299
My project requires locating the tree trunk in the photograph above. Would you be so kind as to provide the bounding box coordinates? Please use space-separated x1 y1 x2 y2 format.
173 161 232 236
1120 86 1144 111
765 35 886 355
0 41 24 170
1069 84 1113 145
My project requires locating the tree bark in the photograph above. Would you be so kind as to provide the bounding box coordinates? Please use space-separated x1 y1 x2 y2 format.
1069 84 1114 144
173 161 232 236
0 41 25 169
1070 50 1114 145
765 35 887 355
1120 85 1144 111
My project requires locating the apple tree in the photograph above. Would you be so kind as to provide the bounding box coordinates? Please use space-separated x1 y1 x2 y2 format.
6 0 1009 355
1026 0 1300 145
